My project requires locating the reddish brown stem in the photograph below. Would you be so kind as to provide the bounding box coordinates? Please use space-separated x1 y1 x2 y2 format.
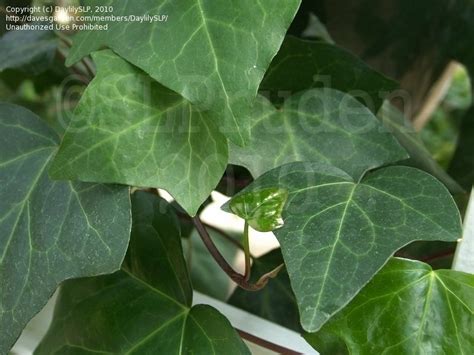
420 249 455 263
192 216 279 291
177 212 251 256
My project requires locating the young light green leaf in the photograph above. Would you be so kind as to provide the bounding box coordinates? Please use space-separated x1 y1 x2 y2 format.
379 102 464 194
0 103 131 354
227 162 462 332
50 50 228 216
66 0 301 146
229 89 408 179
305 258 474 354
230 187 288 232
0 30 57 74
260 36 397 112
35 192 250 355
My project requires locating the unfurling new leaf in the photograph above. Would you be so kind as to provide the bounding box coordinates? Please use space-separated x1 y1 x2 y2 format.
229 187 288 232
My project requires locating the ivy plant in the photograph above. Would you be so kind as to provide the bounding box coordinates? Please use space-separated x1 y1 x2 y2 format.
1 1 473 354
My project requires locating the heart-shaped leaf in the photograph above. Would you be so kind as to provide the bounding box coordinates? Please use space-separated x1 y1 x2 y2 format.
66 0 301 146
229 89 408 179
0 103 131 353
305 258 474 354
35 192 250 355
229 187 288 232
226 162 462 332
50 50 228 216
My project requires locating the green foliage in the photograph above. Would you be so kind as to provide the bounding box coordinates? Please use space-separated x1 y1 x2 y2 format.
0 30 57 74
229 187 288 232
229 88 408 179
0 0 473 353
227 163 462 331
305 258 474 354
35 192 250 354
260 36 397 112
50 50 228 216
66 0 301 146
0 103 131 353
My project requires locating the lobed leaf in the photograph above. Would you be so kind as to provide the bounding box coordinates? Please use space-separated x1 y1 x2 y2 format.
229 88 408 179
50 50 228 216
35 192 250 355
305 258 474 354
226 162 462 331
66 0 301 146
0 103 131 353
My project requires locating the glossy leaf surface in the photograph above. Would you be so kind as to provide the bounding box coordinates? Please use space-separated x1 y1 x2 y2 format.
230 187 288 232
67 0 301 146
50 50 228 216
306 258 474 354
227 162 462 331
35 192 249 355
0 103 131 353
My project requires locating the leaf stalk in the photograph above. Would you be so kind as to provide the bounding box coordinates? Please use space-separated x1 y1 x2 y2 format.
192 216 282 291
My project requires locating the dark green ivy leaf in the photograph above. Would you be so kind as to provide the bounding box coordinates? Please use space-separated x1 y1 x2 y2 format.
66 0 301 146
226 162 462 332
0 103 131 353
229 187 288 232
305 258 474 354
50 50 228 216
260 36 398 112
35 192 250 355
229 89 408 179
0 30 58 75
